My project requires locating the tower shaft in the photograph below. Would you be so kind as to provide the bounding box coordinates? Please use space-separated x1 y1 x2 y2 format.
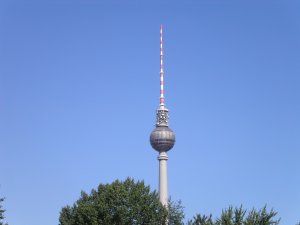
158 151 169 207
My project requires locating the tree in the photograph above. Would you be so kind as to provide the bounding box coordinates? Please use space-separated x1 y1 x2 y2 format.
188 205 280 225
59 178 184 225
59 178 283 225
187 214 214 225
243 206 279 225
0 198 4 224
168 199 185 225
0 197 8 225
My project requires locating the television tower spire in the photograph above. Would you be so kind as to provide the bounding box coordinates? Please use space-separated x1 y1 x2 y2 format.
150 25 176 208
160 24 165 106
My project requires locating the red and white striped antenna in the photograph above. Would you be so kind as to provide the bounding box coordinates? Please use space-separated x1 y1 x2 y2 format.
160 24 165 106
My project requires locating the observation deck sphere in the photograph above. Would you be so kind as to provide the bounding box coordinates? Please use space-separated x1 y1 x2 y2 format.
150 126 176 152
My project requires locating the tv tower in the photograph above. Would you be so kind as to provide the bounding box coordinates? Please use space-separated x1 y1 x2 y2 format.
150 25 176 208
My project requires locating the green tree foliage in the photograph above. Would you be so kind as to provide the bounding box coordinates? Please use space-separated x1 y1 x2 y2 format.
188 206 280 225
0 198 4 224
187 214 214 225
59 178 184 225
0 197 8 225
59 178 288 225
168 199 185 225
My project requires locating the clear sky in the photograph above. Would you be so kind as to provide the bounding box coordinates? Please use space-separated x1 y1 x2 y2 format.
0 0 299 224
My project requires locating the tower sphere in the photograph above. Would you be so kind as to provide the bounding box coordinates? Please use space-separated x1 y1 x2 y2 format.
150 126 176 152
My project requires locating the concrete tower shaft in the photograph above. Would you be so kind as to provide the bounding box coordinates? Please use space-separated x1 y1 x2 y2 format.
158 152 168 206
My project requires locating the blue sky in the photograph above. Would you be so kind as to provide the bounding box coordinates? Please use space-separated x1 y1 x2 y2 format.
0 0 299 224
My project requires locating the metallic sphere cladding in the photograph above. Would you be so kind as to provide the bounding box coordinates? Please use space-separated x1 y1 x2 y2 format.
150 126 175 152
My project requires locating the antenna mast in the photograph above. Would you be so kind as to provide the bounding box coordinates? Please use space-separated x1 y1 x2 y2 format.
160 24 165 106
